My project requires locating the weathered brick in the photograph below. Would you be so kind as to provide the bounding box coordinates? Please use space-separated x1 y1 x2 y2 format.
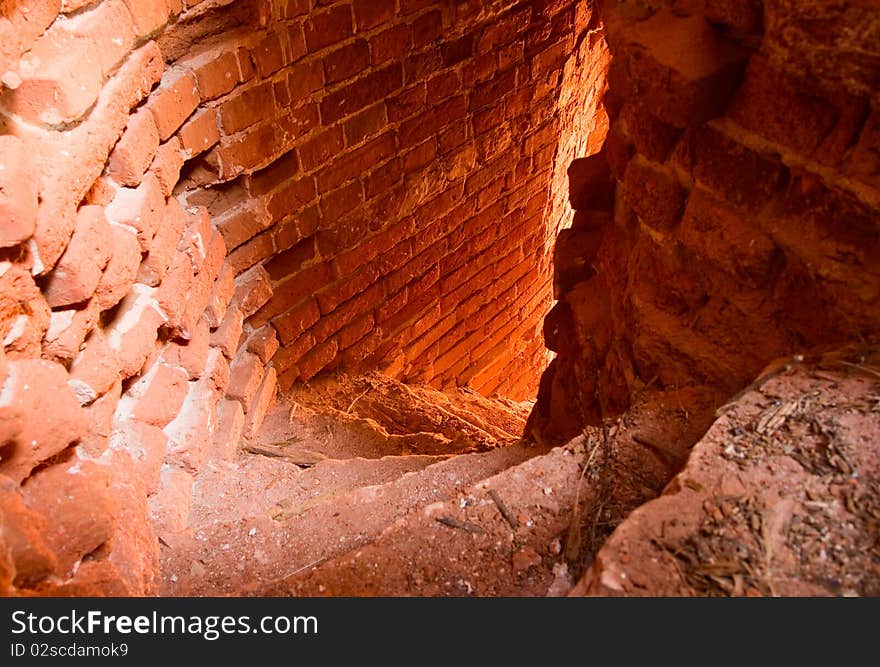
206 264 236 328
0 359 88 483
108 108 160 187
149 137 185 197
127 362 189 428
273 297 321 345
68 330 120 406
0 137 38 248
614 10 747 128
219 82 276 135
161 315 211 379
211 399 244 461
233 265 274 319
246 325 280 364
227 351 265 407
21 458 118 577
179 108 220 161
354 0 395 31
42 206 113 308
105 172 165 251
147 68 200 141
320 63 403 124
105 284 166 379
297 338 338 380
12 30 102 125
304 4 353 53
210 304 245 359
243 367 276 437
138 197 187 287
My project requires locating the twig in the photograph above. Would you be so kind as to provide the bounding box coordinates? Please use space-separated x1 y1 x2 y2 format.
488 489 518 529
435 516 485 534
346 387 372 414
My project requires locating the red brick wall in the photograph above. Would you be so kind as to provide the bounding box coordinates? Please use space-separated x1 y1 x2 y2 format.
530 0 880 442
0 0 593 595
171 0 587 402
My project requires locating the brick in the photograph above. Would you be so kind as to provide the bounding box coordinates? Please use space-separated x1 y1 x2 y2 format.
206 264 236 328
226 231 274 276
233 265 273 318
108 419 167 494
149 466 193 533
265 238 317 282
273 297 321 345
22 459 118 577
324 39 370 84
147 69 200 141
123 0 171 37
246 325 280 364
164 350 227 473
343 103 387 146
441 34 473 67
677 126 787 214
149 137 185 197
679 186 779 286
178 206 213 276
398 95 467 148
388 84 427 123
138 197 187 287
179 231 226 337
212 399 244 461
214 203 269 251
704 0 763 33
210 304 245 359
620 102 681 164
219 82 276 135
127 362 189 428
370 24 410 65
251 261 333 327
304 4 353 52
354 0 395 31
161 315 211 379
227 351 265 407
106 284 166 379
272 332 315 375
106 172 165 251
0 137 38 248
298 127 345 172
320 63 403 124
412 10 442 47
243 366 276 438
12 30 102 125
318 133 395 193
252 31 284 78
178 108 220 159
155 249 193 332
615 10 747 128
68 330 120 406
297 338 338 380
78 379 121 458
287 59 324 99
320 181 364 220
728 55 862 160
42 206 113 308
109 108 160 187
188 48 240 101
41 299 99 363
0 359 88 483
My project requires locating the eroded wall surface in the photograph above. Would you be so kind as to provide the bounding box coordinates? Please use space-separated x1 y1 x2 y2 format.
531 0 880 441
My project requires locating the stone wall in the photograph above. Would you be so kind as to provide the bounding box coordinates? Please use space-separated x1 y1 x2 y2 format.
531 0 880 441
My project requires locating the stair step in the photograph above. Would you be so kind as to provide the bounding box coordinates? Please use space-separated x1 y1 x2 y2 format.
161 439 547 595
261 445 585 597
